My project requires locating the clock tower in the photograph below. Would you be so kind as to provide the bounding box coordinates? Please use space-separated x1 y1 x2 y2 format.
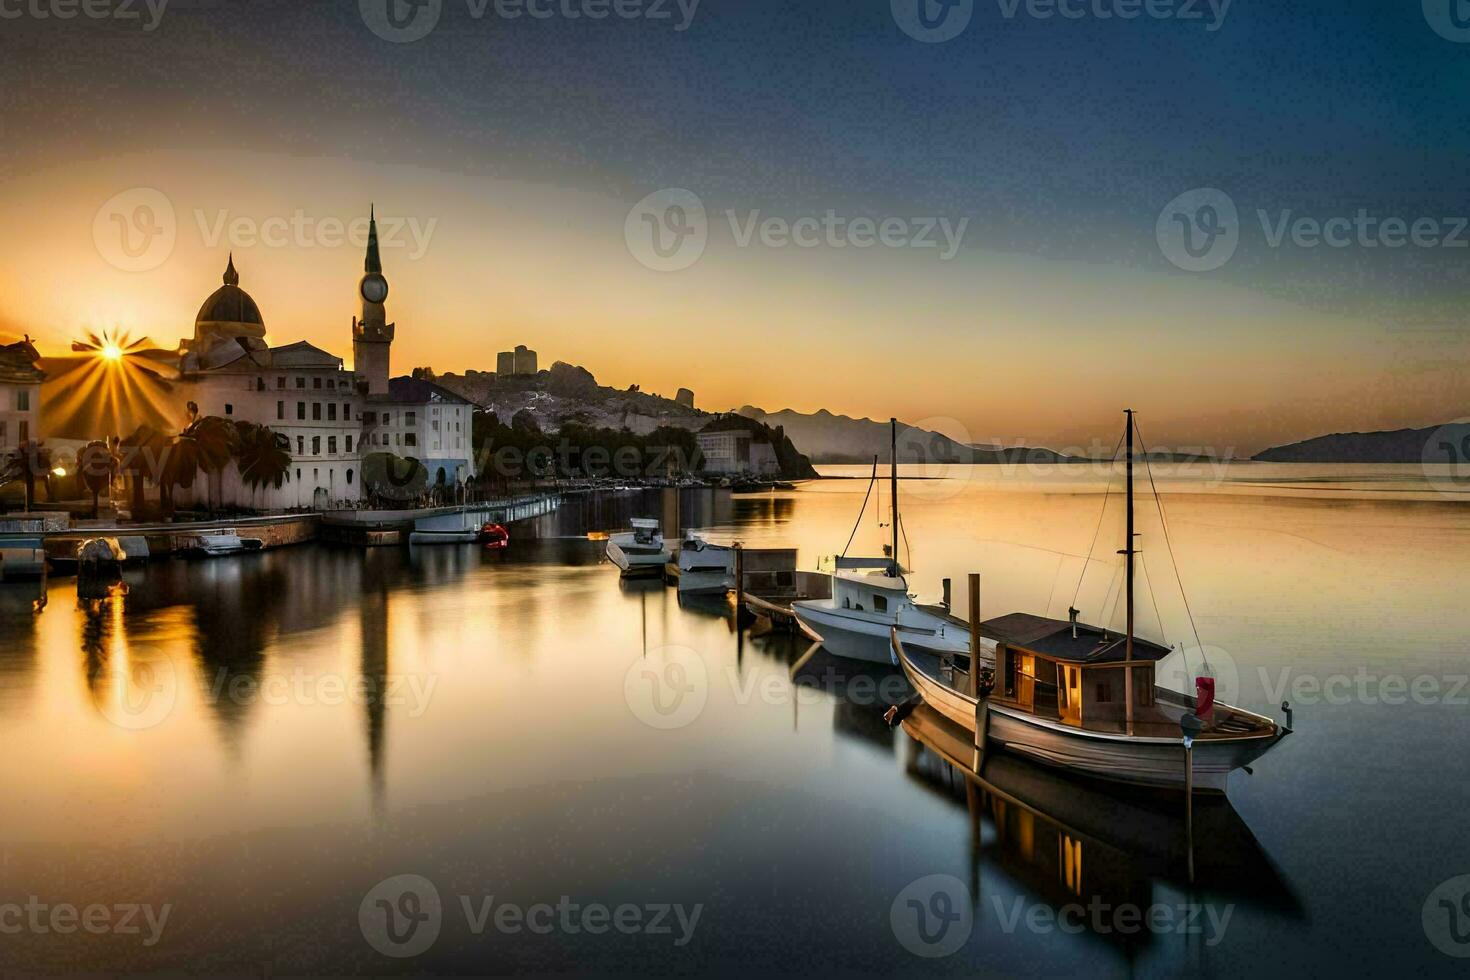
352 206 394 395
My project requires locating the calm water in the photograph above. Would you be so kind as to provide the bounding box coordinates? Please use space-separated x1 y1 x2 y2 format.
1 463 1468 975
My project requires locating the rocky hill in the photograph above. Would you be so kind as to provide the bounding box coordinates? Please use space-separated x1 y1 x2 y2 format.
734 406 1081 465
1254 422 1469 462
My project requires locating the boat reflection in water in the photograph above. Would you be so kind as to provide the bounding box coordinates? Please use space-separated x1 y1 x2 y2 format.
898 702 1303 949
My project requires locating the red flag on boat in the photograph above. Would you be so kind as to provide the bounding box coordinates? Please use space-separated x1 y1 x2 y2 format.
1195 675 1216 720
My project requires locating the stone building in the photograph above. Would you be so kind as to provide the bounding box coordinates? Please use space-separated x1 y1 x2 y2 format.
0 337 44 452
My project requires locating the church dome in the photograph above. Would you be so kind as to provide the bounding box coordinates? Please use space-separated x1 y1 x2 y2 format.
195 254 264 332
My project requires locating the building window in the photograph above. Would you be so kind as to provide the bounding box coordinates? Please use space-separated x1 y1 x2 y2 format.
297 436 304 454
327 379 335 390
343 403 350 421
255 378 264 391
346 468 354 485
297 402 306 420
296 468 301 480
346 435 353 453
312 436 321 455
406 411 416 425
405 433 417 447
328 436 337 455
18 421 28 442
277 376 286 389
328 404 337 421
313 377 322 389
312 403 322 421
362 411 376 425
296 377 305 388
276 400 284 420
17 391 29 411
224 403 234 416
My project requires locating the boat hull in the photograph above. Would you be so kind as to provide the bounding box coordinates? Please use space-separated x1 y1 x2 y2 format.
408 530 479 545
896 634 1283 794
606 539 670 576
791 601 897 663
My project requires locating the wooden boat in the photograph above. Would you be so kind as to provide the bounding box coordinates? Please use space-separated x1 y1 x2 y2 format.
892 410 1289 794
605 518 670 576
675 533 734 595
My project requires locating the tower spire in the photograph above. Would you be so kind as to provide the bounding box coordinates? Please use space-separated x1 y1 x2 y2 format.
364 204 381 274
223 252 239 286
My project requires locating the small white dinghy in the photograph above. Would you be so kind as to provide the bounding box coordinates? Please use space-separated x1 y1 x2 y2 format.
675 533 734 595
606 518 670 577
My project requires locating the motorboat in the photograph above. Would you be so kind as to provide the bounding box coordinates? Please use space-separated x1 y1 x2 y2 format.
892 410 1289 793
675 532 734 595
186 530 264 556
791 418 974 664
605 518 670 576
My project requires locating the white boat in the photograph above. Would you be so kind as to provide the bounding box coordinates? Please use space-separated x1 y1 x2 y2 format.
0 535 47 580
791 418 971 664
891 410 1289 794
188 530 264 557
605 518 670 576
675 533 734 594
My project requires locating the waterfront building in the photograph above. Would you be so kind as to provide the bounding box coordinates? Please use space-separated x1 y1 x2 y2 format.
129 209 475 511
696 423 779 476
0 337 44 452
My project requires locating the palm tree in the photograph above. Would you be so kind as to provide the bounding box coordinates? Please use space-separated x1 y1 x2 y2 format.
165 415 239 513
1 440 52 512
233 421 291 511
78 440 118 518
117 425 170 519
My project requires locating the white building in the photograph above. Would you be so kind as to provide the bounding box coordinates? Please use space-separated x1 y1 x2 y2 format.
162 210 475 511
696 426 779 476
0 338 44 452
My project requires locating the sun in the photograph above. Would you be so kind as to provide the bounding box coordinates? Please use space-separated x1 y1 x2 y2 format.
100 342 124 362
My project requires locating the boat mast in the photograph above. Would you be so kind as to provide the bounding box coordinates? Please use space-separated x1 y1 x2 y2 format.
1124 408 1135 734
890 417 899 576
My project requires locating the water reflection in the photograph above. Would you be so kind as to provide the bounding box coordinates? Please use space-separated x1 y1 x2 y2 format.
899 703 1303 950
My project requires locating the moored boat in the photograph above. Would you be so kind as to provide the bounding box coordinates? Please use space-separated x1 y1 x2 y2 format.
891 410 1290 794
675 532 734 594
605 518 670 576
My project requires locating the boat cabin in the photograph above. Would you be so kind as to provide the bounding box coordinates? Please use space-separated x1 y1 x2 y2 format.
983 612 1173 735
627 518 662 550
831 557 906 616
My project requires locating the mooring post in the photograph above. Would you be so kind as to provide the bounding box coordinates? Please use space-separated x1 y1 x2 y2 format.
968 573 981 697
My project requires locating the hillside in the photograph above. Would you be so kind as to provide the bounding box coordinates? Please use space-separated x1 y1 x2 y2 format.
1253 423 1468 462
734 406 1080 465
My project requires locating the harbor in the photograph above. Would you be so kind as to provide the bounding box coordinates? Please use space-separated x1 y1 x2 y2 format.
1 460 1463 973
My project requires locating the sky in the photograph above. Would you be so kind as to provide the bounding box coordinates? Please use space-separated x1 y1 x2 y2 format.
1 0 1467 455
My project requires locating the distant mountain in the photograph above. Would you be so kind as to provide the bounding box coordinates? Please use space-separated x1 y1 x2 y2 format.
734 406 1079 465
1253 422 1468 462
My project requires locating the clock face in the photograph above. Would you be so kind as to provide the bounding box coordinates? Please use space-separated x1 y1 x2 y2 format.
361 274 388 304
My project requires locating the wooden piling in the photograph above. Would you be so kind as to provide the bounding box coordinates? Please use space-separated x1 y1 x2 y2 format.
967 573 981 697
